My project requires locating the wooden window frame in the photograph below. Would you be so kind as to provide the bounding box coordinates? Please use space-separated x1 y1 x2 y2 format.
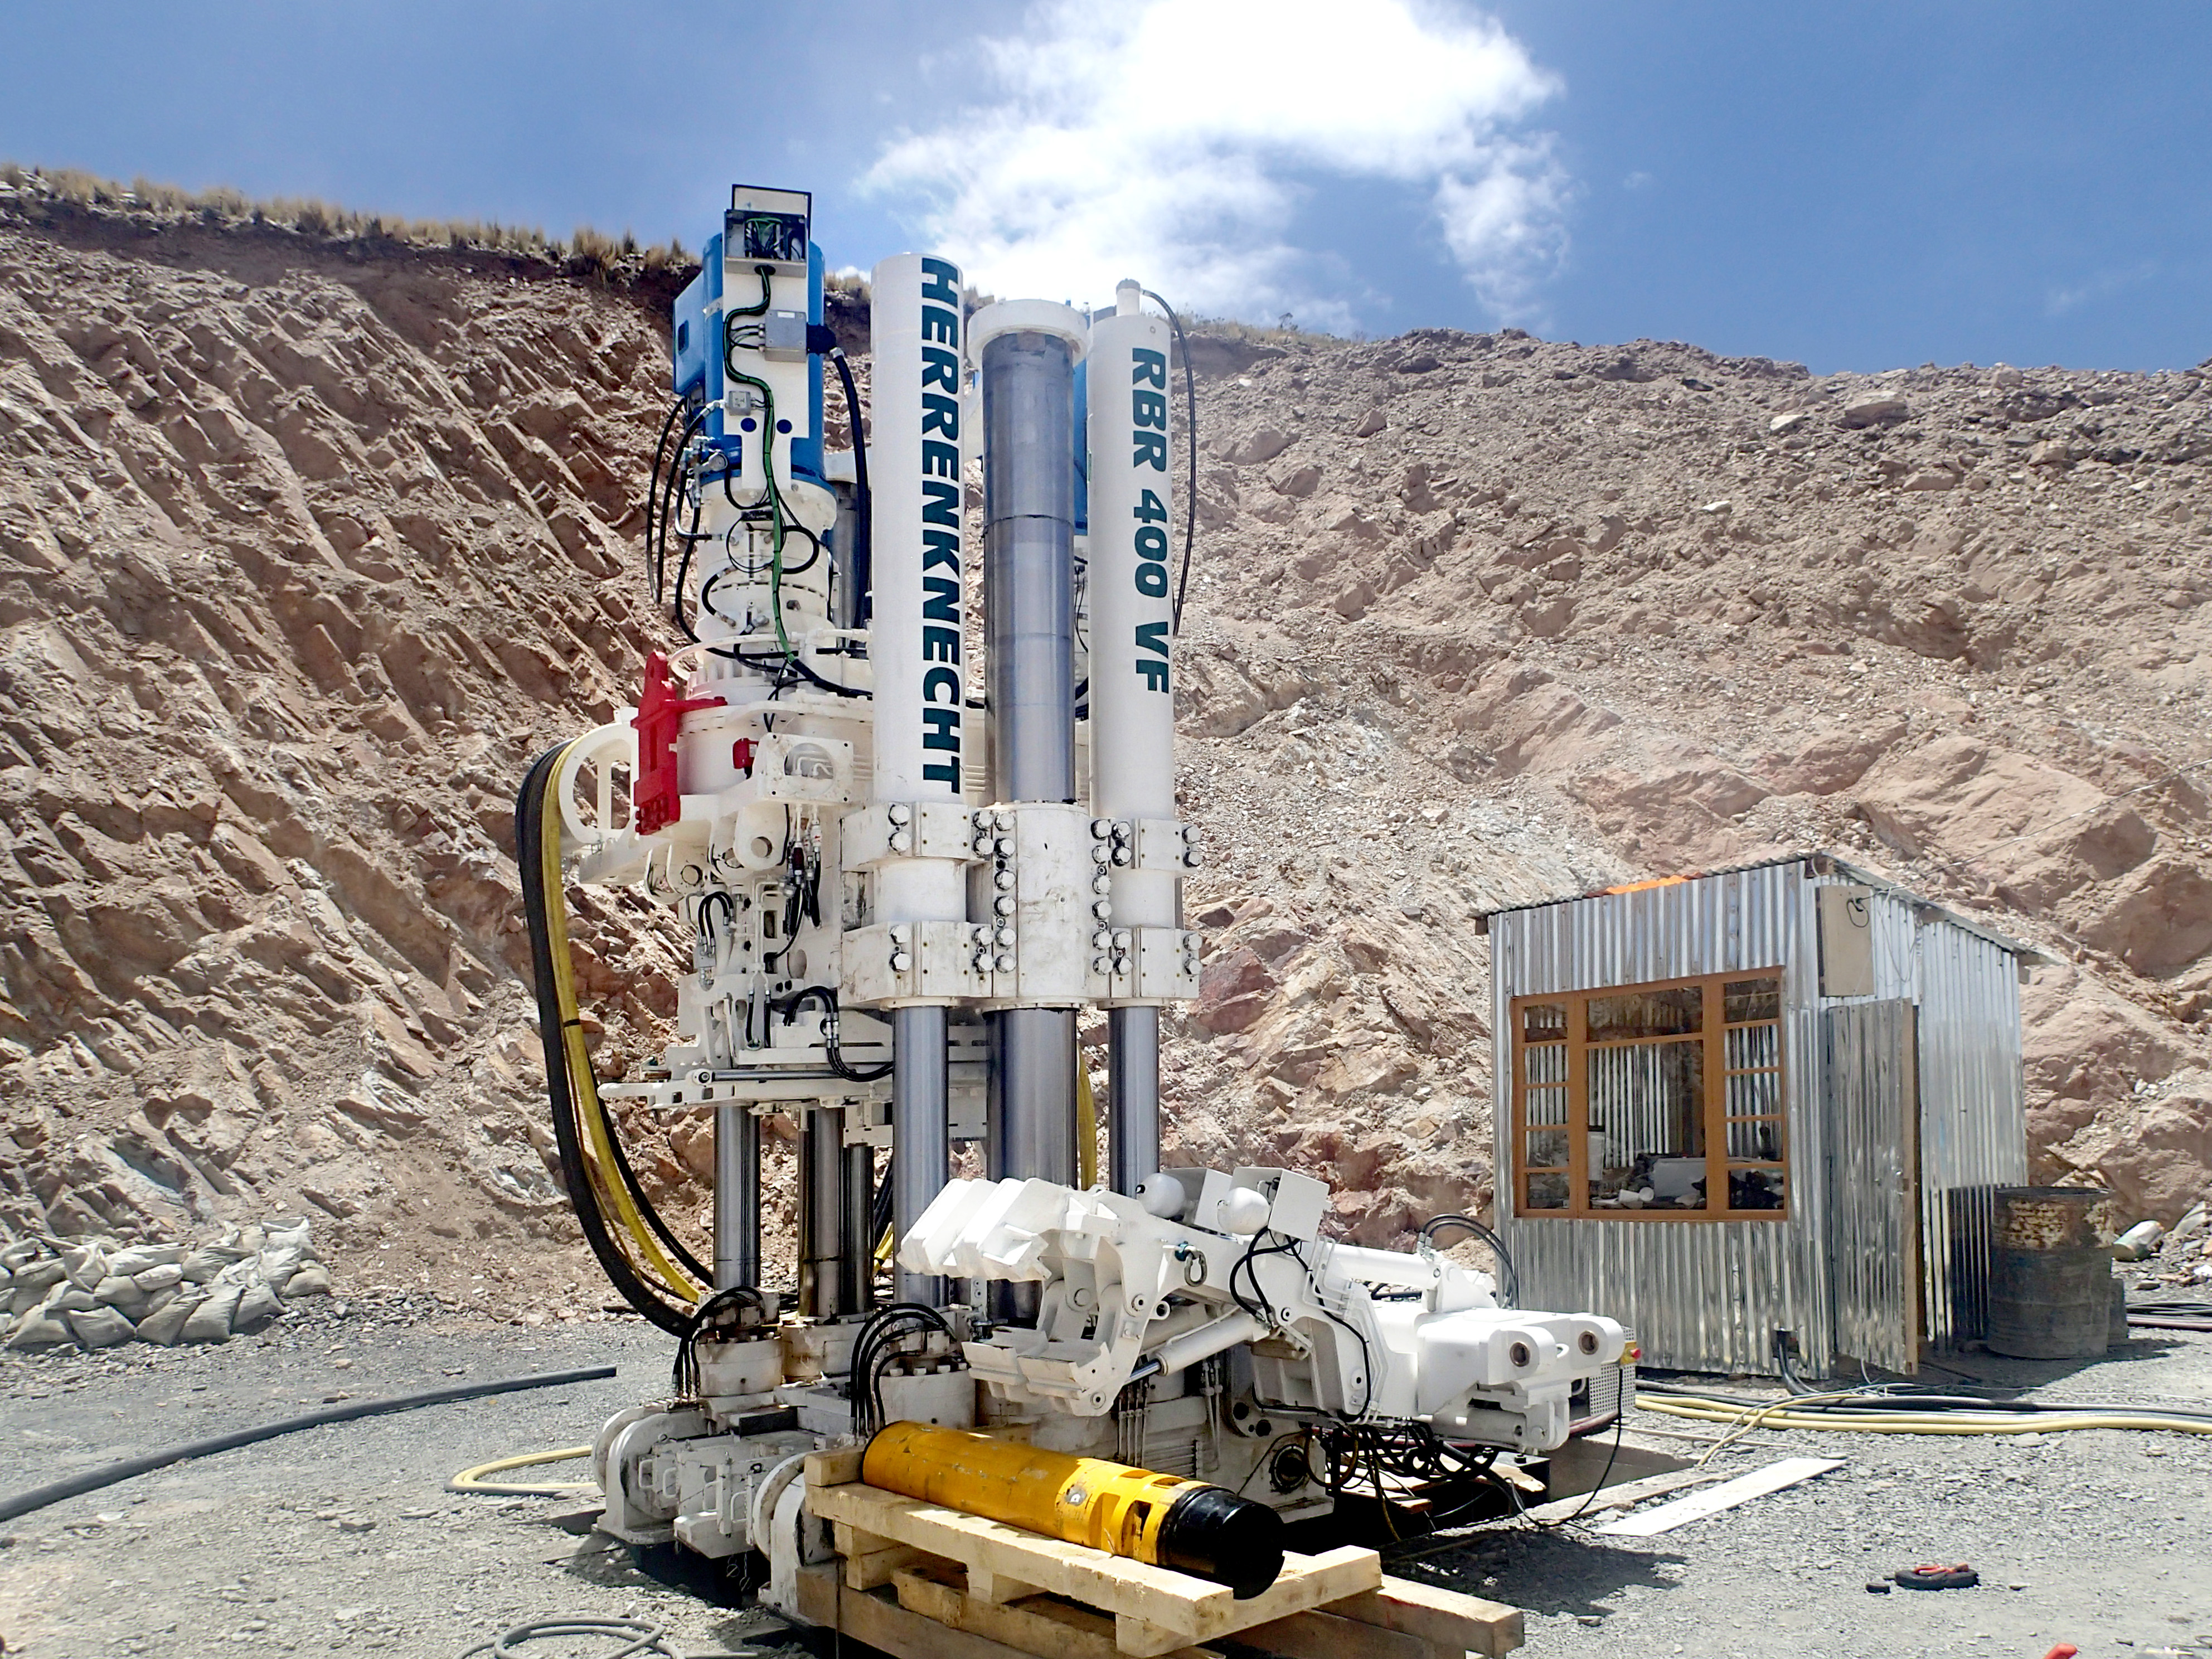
1510 968 1789 1221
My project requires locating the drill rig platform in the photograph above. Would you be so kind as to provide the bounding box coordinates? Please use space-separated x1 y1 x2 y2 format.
514 183 1624 1654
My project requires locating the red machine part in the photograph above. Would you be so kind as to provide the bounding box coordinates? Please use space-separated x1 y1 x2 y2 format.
631 651 721 836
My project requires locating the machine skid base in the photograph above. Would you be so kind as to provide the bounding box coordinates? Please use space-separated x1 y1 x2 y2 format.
792 1449 1525 1658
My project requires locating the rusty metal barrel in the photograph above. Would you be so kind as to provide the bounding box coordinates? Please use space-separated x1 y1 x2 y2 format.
1987 1187 2113 1360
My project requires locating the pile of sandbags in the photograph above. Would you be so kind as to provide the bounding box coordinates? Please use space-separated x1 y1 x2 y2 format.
1 1220 332 1351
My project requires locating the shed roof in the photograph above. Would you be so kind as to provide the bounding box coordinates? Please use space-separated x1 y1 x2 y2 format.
1472 849 2053 964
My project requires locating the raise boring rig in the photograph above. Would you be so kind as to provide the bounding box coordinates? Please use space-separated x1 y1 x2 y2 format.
516 184 1626 1614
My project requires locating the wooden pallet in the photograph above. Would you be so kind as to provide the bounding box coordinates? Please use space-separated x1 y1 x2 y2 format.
802 1449 1523 1659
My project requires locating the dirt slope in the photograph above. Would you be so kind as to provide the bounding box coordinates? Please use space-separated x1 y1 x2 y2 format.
1 186 2207 1320
0 195 702 1312
1166 326 2212 1236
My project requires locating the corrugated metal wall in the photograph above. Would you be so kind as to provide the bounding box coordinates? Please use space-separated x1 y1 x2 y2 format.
1491 858 2029 1376
1913 921 2030 1345
1823 999 1918 1374
1491 862 1830 1375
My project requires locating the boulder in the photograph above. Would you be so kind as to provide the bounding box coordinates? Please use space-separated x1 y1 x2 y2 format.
1232 428 1292 465
1841 395 1908 428
1194 947 1274 1035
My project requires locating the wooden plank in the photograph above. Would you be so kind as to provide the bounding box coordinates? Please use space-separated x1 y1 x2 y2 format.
833 1519 925 1589
1238 1607 1437 1659
1332 1575 1526 1659
809 1479 1381 1651
806 1445 865 1489
1520 1466 1724 1524
812 1478 1233 1636
799 1565 1055 1659
1595 1457 1842 1537
892 1561 1219 1659
1185 1549 1384 1646
968 1565 1049 1605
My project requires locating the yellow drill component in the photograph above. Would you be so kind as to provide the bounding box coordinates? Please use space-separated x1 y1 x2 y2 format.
861 1421 1285 1598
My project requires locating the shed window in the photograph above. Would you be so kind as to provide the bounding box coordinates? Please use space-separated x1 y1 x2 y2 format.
1512 971 1788 1220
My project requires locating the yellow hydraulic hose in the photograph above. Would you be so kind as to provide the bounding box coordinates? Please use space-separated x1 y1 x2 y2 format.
448 1446 598 1496
537 744 700 1302
1641 1395 2212 1440
1077 1060 1099 1190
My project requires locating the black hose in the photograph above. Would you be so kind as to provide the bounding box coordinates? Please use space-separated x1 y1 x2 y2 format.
599 1104 712 1287
515 747 692 1335
1142 288 1199 634
642 399 683 600
654 402 714 609
0 1365 617 1525
830 348 873 627
1418 1213 1519 1308
870 1150 895 1247
773 984 892 1082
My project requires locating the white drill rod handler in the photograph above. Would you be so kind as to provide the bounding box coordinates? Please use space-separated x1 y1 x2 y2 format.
899 1165 1624 1454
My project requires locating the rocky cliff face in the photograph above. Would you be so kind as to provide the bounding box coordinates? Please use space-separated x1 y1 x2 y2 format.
1 187 2206 1321
1166 328 2212 1236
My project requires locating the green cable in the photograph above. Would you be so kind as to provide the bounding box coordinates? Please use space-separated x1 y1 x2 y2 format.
718 262 795 664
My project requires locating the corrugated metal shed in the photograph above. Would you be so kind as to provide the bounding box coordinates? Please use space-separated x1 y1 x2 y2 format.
1483 853 2031 1378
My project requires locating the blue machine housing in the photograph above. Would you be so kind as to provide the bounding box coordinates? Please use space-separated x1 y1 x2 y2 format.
668 236 827 488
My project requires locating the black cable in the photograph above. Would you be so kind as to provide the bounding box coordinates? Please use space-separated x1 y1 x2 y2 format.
675 1284 768 1397
642 399 683 601
516 748 692 1335
722 265 775 381
1291 1241 1374 1418
0 1366 617 1525
598 1099 712 1286
773 985 894 1083
655 402 714 610
830 347 873 627
669 487 702 643
846 1304 951 1435
1141 288 1199 634
1419 1213 1519 1308
870 1151 895 1246
708 641 870 699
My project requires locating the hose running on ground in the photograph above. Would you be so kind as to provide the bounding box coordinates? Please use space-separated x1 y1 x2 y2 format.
1639 1391 2212 1443
448 1446 597 1496
459 1616 677 1658
0 1366 616 1524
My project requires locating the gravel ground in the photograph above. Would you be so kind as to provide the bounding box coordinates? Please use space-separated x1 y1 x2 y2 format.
1397 1326 2212 1659
0 1302 801 1657
2 1304 2206 1658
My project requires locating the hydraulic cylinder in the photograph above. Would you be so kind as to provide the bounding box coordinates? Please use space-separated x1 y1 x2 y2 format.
860 1421 1285 1598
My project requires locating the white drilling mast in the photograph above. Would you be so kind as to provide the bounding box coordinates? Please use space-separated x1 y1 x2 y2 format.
514 184 1623 1590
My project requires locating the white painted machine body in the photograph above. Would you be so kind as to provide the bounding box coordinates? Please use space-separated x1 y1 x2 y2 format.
528 183 1632 1597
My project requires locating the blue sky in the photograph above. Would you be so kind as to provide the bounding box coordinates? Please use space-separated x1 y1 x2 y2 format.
2 1 2205 373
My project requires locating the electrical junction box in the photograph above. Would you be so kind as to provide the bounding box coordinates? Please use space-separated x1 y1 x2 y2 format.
763 309 808 362
1264 1170 1330 1243
1818 884 1876 997
726 185 811 273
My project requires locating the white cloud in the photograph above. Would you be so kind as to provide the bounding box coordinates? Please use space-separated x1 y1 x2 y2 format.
2045 261 2158 318
862 0 1569 329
